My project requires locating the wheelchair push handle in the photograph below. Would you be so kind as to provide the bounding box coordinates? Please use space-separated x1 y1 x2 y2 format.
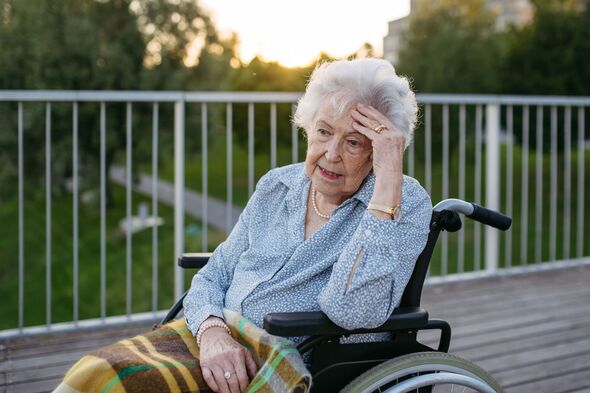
467 203 512 231
433 199 512 231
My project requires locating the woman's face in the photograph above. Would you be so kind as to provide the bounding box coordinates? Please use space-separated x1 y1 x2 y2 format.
304 99 373 204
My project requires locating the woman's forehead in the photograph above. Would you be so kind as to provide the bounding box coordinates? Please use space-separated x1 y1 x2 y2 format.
314 101 356 127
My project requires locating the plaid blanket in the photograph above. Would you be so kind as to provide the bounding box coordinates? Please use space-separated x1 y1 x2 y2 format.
53 309 311 393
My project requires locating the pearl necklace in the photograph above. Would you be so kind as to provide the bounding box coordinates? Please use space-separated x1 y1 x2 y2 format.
311 186 330 220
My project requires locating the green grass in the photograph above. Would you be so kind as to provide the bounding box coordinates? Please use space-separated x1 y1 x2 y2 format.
0 183 226 330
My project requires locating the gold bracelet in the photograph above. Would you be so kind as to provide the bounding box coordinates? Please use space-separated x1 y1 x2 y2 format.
367 202 402 221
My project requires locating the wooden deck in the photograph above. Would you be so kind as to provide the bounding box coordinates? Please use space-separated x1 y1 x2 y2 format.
2 265 589 393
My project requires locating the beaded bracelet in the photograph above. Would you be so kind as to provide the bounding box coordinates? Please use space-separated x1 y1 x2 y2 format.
196 319 232 347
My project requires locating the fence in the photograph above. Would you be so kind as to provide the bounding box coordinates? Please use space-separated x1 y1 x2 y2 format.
0 91 588 338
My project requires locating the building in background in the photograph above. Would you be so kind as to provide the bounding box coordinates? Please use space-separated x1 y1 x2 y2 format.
383 0 534 65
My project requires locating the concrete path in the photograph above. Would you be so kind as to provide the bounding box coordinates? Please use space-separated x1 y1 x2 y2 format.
110 166 243 234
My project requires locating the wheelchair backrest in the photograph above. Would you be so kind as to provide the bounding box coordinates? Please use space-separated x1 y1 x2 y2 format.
399 209 461 308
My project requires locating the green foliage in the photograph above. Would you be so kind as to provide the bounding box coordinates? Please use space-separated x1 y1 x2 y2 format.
0 0 237 203
397 0 505 94
501 5 590 95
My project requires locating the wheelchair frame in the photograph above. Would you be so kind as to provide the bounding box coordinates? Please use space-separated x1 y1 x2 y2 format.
157 199 511 393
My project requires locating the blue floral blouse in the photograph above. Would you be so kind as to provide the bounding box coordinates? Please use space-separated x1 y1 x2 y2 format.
183 163 432 343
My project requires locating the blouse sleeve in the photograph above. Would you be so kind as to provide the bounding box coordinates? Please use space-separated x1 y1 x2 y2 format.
317 178 432 330
182 206 251 335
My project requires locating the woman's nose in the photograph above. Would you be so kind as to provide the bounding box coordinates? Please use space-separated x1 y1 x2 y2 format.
324 140 341 162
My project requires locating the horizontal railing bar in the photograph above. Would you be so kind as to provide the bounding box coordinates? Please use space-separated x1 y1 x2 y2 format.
419 94 590 106
2 91 590 106
0 90 302 103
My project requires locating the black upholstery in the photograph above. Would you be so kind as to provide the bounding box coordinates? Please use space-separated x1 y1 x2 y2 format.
263 307 428 337
178 252 211 269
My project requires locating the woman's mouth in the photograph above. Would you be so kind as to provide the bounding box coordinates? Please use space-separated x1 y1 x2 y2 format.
318 166 341 180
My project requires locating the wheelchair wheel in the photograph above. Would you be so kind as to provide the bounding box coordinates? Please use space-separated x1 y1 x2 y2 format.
340 352 504 393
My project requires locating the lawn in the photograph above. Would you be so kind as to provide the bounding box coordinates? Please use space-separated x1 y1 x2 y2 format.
0 183 226 330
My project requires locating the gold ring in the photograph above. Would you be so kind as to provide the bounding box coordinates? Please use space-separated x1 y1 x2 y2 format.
373 125 387 134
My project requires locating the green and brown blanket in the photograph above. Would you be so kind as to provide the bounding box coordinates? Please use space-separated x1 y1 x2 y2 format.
53 309 311 393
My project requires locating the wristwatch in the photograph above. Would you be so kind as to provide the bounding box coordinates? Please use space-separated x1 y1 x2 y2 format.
367 202 402 221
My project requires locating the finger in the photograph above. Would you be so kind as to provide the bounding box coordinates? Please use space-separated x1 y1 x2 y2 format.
201 366 220 392
220 362 241 393
211 365 232 393
350 108 378 130
357 103 392 126
352 120 379 140
355 105 396 134
244 351 259 379
233 352 250 392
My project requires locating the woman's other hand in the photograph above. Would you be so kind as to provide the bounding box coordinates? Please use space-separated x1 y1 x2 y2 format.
199 319 259 393
350 103 405 180
351 103 404 212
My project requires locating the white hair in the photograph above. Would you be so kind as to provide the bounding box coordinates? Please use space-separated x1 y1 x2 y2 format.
293 58 417 149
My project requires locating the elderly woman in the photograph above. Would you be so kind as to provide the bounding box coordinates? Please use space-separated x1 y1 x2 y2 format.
187 58 431 393
54 58 431 393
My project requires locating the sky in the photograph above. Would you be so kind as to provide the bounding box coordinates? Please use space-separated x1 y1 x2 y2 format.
199 0 410 67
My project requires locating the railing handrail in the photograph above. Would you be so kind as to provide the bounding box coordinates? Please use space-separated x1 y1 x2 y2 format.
2 90 590 106
0 90 303 103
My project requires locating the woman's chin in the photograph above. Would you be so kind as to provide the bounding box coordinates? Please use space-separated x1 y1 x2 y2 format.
313 176 344 197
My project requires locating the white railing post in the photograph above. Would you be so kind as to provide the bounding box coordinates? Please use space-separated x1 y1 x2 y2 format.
174 99 185 301
485 103 501 274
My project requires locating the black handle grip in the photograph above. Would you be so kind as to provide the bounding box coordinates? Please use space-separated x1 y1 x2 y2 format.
467 204 512 231
178 252 212 269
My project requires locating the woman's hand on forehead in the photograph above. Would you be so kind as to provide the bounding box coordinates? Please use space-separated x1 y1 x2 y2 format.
350 103 405 178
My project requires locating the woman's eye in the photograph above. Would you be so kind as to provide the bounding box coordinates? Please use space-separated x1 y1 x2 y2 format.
317 128 329 136
348 139 360 147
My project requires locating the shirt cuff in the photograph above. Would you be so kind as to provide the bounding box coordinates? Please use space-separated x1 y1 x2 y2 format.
184 303 225 336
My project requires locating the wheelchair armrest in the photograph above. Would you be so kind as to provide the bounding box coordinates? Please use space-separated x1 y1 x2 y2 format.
178 252 212 269
263 307 428 337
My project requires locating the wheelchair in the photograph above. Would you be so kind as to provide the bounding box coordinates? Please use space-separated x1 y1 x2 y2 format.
157 198 511 393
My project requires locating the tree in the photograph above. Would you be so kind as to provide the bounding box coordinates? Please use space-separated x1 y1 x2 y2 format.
396 0 505 94
0 0 235 204
501 4 590 95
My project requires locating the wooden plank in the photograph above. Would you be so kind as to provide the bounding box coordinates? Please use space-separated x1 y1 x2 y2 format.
6 376 62 393
457 323 590 362
7 325 151 360
495 351 590 387
561 386 590 393
424 272 589 307
424 266 590 306
508 367 590 393
444 298 590 339
417 312 590 354
425 286 590 328
8 362 74 385
1 348 90 372
473 336 590 372
449 312 590 351
423 278 589 318
3 322 153 352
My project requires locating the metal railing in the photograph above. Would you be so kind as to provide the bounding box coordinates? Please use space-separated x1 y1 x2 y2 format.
0 91 588 338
